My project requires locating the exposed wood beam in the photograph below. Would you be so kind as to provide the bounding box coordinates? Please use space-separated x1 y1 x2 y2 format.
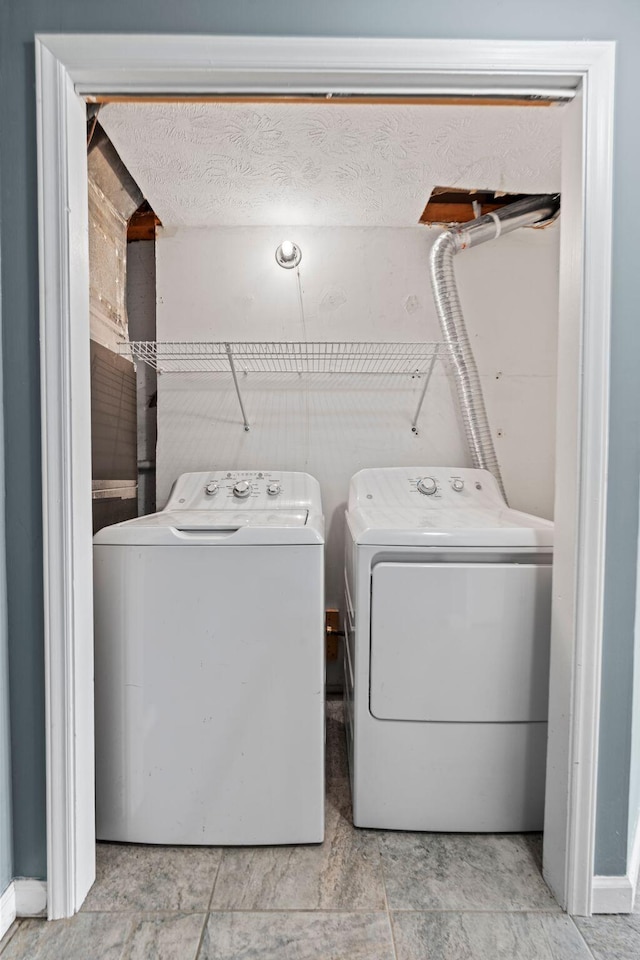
127 202 161 242
420 188 531 225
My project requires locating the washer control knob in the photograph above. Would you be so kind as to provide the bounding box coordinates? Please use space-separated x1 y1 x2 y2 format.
417 477 437 496
266 482 281 496
205 481 219 496
233 480 252 499
451 478 465 492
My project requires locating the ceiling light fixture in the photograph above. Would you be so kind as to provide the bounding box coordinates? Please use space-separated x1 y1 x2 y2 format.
275 240 302 269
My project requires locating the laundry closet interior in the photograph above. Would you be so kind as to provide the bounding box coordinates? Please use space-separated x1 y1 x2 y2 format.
87 91 563 889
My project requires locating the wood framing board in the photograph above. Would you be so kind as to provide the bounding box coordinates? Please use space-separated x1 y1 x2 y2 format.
86 95 562 107
420 187 529 224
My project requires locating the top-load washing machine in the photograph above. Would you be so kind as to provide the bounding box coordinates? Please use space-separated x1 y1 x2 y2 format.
343 466 553 832
93 470 325 846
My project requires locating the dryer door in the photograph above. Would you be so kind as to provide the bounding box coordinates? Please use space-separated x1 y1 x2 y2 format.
369 561 551 722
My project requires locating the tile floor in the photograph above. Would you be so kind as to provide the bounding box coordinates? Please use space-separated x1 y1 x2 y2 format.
0 700 634 959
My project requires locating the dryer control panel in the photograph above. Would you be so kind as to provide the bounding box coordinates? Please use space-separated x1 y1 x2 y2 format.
346 466 553 548
349 467 506 512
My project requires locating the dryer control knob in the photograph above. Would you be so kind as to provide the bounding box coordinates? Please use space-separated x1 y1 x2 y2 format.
417 477 437 496
451 478 465 492
233 480 252 498
205 481 219 496
266 482 281 496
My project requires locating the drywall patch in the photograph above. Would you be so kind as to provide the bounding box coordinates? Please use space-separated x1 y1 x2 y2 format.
320 289 347 313
404 295 421 314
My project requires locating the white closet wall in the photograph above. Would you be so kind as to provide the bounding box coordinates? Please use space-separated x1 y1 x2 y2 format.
156 224 559 606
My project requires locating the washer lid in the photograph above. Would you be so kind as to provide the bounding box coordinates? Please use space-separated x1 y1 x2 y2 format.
94 511 322 545
127 509 309 528
346 467 553 548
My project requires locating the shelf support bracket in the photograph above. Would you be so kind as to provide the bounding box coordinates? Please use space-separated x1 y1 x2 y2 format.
225 342 250 431
411 353 438 435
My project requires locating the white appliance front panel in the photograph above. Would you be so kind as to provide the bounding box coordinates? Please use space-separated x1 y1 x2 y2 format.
94 542 324 845
370 561 552 723
351 716 548 832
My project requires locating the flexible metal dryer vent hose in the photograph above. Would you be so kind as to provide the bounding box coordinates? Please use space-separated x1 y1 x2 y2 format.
429 194 560 502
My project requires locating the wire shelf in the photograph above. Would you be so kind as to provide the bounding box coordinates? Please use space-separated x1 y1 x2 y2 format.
119 340 456 376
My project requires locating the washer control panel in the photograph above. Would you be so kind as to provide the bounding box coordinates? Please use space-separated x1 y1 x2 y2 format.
233 480 252 499
165 470 322 513
208 472 285 503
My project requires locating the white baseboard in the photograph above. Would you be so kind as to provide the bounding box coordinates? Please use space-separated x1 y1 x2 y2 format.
591 809 640 914
592 874 635 914
14 879 47 918
627 810 640 911
0 878 48 938
0 882 16 942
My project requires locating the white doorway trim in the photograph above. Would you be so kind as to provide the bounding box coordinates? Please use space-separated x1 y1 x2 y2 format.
34 34 615 920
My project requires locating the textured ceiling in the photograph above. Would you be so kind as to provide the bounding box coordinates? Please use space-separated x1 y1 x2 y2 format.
99 102 563 228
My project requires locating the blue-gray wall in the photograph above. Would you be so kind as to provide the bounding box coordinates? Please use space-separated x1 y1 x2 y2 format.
0 53 12 889
0 570 10 896
0 267 11 893
1 0 639 881
627 499 640 865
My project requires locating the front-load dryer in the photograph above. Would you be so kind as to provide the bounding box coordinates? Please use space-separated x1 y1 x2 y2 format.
344 466 553 832
93 470 324 845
